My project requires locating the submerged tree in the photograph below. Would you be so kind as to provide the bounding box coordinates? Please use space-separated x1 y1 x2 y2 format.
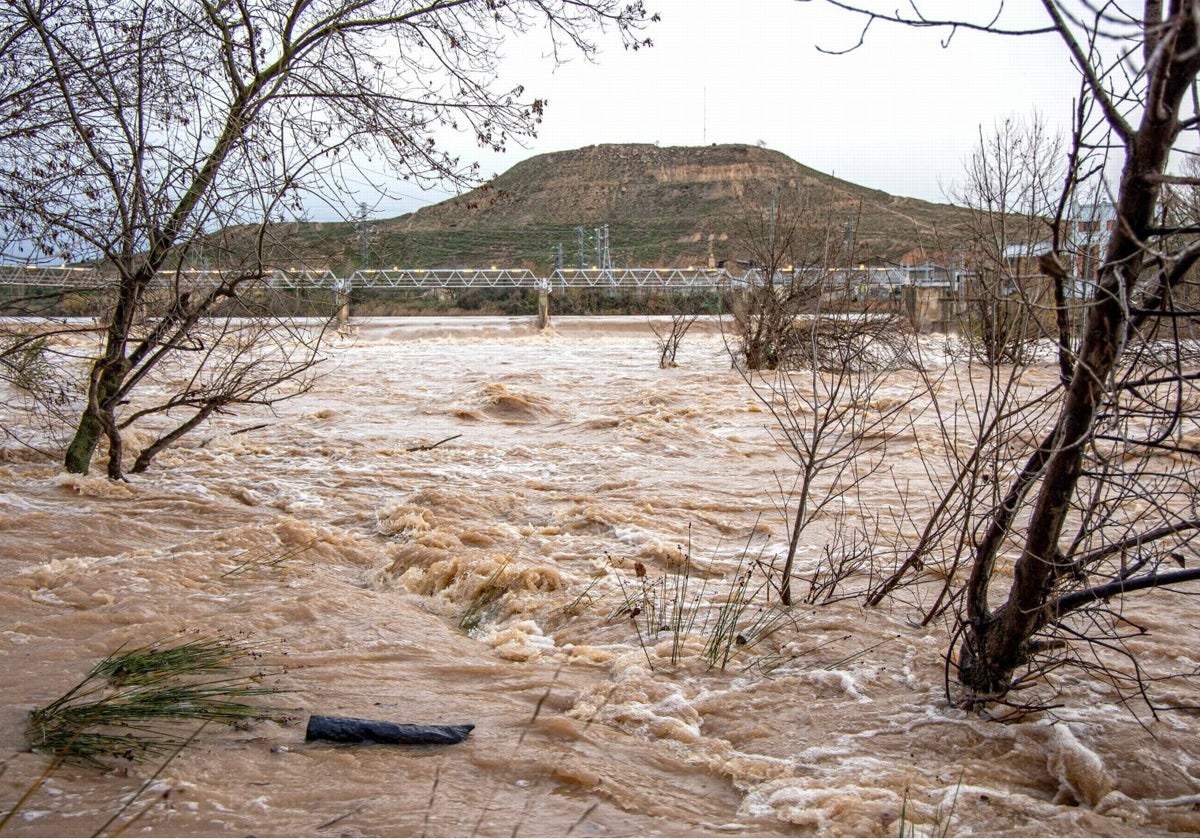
746 299 921 607
808 1 1200 710
728 190 921 605
0 0 653 478
725 190 857 370
954 114 1074 367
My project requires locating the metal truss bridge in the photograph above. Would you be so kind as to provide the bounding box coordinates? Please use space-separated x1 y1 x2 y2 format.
0 265 775 293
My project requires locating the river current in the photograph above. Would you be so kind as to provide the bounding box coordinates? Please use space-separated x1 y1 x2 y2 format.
2 316 1199 836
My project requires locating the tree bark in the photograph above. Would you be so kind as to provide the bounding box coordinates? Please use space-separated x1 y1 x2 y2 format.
65 352 131 476
63 405 104 474
64 269 144 475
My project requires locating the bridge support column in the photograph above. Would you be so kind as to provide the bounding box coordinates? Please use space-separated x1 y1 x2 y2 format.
536 288 550 330
334 278 351 328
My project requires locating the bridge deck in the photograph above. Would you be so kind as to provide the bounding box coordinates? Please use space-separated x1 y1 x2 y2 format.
0 266 781 291
0 265 918 294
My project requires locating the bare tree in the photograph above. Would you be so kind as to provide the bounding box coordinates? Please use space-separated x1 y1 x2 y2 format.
809 1 1200 710
724 190 836 371
0 270 335 474
649 310 699 368
953 115 1075 367
727 190 926 606
858 117 1085 622
0 0 653 478
745 292 922 606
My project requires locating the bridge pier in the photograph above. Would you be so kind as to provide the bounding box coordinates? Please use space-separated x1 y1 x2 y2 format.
334 277 351 328
337 294 351 328
536 288 550 329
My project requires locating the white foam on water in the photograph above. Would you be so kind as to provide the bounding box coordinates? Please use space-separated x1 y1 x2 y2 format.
3 319 1200 837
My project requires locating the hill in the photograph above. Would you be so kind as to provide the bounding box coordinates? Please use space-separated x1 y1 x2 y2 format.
229 144 973 273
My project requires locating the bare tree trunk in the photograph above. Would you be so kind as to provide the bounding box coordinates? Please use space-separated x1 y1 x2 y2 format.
957 9 1200 698
65 270 144 476
63 404 104 474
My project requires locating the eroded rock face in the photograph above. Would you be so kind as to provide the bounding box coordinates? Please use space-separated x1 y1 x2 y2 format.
391 142 966 264
413 143 847 227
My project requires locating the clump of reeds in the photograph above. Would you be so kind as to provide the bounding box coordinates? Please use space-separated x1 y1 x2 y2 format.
610 550 711 668
459 560 511 632
25 635 283 771
459 541 531 633
607 529 792 671
702 557 791 670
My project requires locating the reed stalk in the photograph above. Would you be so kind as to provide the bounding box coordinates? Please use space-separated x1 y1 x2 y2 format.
25 636 282 771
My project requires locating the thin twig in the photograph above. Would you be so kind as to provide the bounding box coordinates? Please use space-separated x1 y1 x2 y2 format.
421 767 440 838
230 423 269 437
317 801 369 832
406 433 462 452
566 802 599 836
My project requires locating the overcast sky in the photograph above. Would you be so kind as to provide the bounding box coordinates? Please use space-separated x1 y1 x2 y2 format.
337 0 1083 222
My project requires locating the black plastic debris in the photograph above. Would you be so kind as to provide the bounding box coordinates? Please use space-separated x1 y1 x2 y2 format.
304 715 475 745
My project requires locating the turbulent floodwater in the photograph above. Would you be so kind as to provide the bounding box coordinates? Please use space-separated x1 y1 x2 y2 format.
2 315 1199 837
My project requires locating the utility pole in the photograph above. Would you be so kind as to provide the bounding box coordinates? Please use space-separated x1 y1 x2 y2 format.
576 226 586 270
594 227 602 268
555 242 564 271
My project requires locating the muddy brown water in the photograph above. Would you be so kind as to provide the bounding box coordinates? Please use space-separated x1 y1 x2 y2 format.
2 316 1199 836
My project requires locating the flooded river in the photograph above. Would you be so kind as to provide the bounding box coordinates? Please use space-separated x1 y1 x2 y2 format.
2 316 1199 836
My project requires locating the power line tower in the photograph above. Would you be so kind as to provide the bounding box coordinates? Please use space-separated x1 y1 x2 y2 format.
356 202 374 268
591 225 612 269
574 225 612 269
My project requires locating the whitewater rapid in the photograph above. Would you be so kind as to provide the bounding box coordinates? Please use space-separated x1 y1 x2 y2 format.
2 316 1199 836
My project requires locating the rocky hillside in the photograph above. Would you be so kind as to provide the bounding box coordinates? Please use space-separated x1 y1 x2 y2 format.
243 144 973 272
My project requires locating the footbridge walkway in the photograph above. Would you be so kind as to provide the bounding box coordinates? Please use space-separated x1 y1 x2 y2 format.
0 264 910 325
0 265 760 292
0 266 763 326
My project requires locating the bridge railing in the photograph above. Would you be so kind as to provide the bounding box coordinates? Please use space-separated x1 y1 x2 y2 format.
349 268 543 289
0 264 909 292
0 265 101 288
546 267 745 289
0 266 345 290
0 265 746 291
